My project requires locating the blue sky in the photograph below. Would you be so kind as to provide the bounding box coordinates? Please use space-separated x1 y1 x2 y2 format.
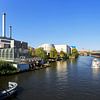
0 0 100 50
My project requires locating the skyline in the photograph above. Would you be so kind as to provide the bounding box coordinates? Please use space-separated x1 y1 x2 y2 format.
0 0 100 50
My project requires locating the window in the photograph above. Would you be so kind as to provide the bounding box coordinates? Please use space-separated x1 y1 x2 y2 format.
1 40 11 43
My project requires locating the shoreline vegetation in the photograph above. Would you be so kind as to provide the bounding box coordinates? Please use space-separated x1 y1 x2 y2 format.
0 47 79 76
0 61 17 75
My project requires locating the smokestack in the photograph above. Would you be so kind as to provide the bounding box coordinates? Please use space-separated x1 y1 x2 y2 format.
2 13 6 37
9 26 12 39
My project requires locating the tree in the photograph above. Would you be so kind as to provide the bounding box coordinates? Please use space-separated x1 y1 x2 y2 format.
28 47 35 57
50 47 58 59
35 48 47 59
71 48 79 58
60 51 65 58
59 51 68 59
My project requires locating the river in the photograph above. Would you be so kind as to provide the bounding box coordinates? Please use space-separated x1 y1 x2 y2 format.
0 56 100 100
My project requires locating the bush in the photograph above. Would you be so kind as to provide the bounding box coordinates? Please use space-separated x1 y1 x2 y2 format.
0 61 17 75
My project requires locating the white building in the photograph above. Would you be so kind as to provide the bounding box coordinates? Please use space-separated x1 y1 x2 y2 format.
38 44 71 55
38 44 54 54
54 44 71 55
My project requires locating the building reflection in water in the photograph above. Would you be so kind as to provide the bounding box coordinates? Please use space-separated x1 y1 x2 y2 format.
70 58 78 65
56 61 68 82
56 61 67 72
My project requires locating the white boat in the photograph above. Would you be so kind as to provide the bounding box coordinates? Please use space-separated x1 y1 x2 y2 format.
0 82 18 100
92 58 100 68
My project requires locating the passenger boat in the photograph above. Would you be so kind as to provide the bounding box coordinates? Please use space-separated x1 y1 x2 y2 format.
92 58 100 68
0 82 18 100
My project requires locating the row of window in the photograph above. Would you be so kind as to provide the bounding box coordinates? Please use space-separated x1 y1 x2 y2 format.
1 40 11 43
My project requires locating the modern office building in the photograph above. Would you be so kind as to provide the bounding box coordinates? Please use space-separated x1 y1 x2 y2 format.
38 44 71 55
0 13 28 62
54 44 71 55
38 44 55 54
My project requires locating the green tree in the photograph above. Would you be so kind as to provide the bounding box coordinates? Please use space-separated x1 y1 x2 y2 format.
0 61 17 75
59 51 68 59
35 48 47 59
50 48 58 59
28 47 35 57
60 51 65 58
71 48 79 58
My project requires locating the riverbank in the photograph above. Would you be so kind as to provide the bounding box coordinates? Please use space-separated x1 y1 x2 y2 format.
0 56 78 76
0 61 51 76
1 56 99 100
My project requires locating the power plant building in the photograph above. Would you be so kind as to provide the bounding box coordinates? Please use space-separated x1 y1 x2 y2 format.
0 13 28 62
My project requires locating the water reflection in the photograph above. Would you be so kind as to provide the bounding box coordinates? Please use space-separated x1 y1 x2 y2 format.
91 58 100 78
1 57 100 100
0 75 18 89
92 67 100 78
70 58 78 65
56 61 67 73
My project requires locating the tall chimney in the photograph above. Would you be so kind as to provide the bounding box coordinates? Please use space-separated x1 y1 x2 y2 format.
2 13 6 37
9 26 12 39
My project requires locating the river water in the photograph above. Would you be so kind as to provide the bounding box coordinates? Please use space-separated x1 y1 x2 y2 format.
0 56 100 100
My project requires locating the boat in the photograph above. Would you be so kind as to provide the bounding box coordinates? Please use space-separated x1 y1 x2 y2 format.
92 58 100 68
43 63 50 67
0 82 18 100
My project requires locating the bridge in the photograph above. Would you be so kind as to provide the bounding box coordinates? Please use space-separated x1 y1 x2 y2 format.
79 50 100 57
91 51 100 57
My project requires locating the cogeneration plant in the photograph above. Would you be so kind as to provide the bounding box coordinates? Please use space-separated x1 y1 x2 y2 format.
0 13 29 62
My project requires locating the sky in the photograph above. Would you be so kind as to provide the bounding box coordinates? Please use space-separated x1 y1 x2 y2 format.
0 0 100 50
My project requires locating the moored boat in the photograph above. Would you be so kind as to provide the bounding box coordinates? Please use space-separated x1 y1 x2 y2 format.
0 82 18 100
43 63 50 67
92 58 100 68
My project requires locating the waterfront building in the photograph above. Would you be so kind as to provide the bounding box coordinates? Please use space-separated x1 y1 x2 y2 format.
38 44 71 55
54 44 71 55
0 13 29 62
0 37 28 49
38 44 55 54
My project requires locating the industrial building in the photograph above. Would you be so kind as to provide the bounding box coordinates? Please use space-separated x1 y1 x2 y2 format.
0 13 28 62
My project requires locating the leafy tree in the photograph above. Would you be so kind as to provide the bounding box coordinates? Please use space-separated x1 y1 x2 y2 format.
35 48 47 59
71 48 79 58
28 47 35 57
28 47 32 57
59 51 68 59
50 47 58 59
60 51 65 58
